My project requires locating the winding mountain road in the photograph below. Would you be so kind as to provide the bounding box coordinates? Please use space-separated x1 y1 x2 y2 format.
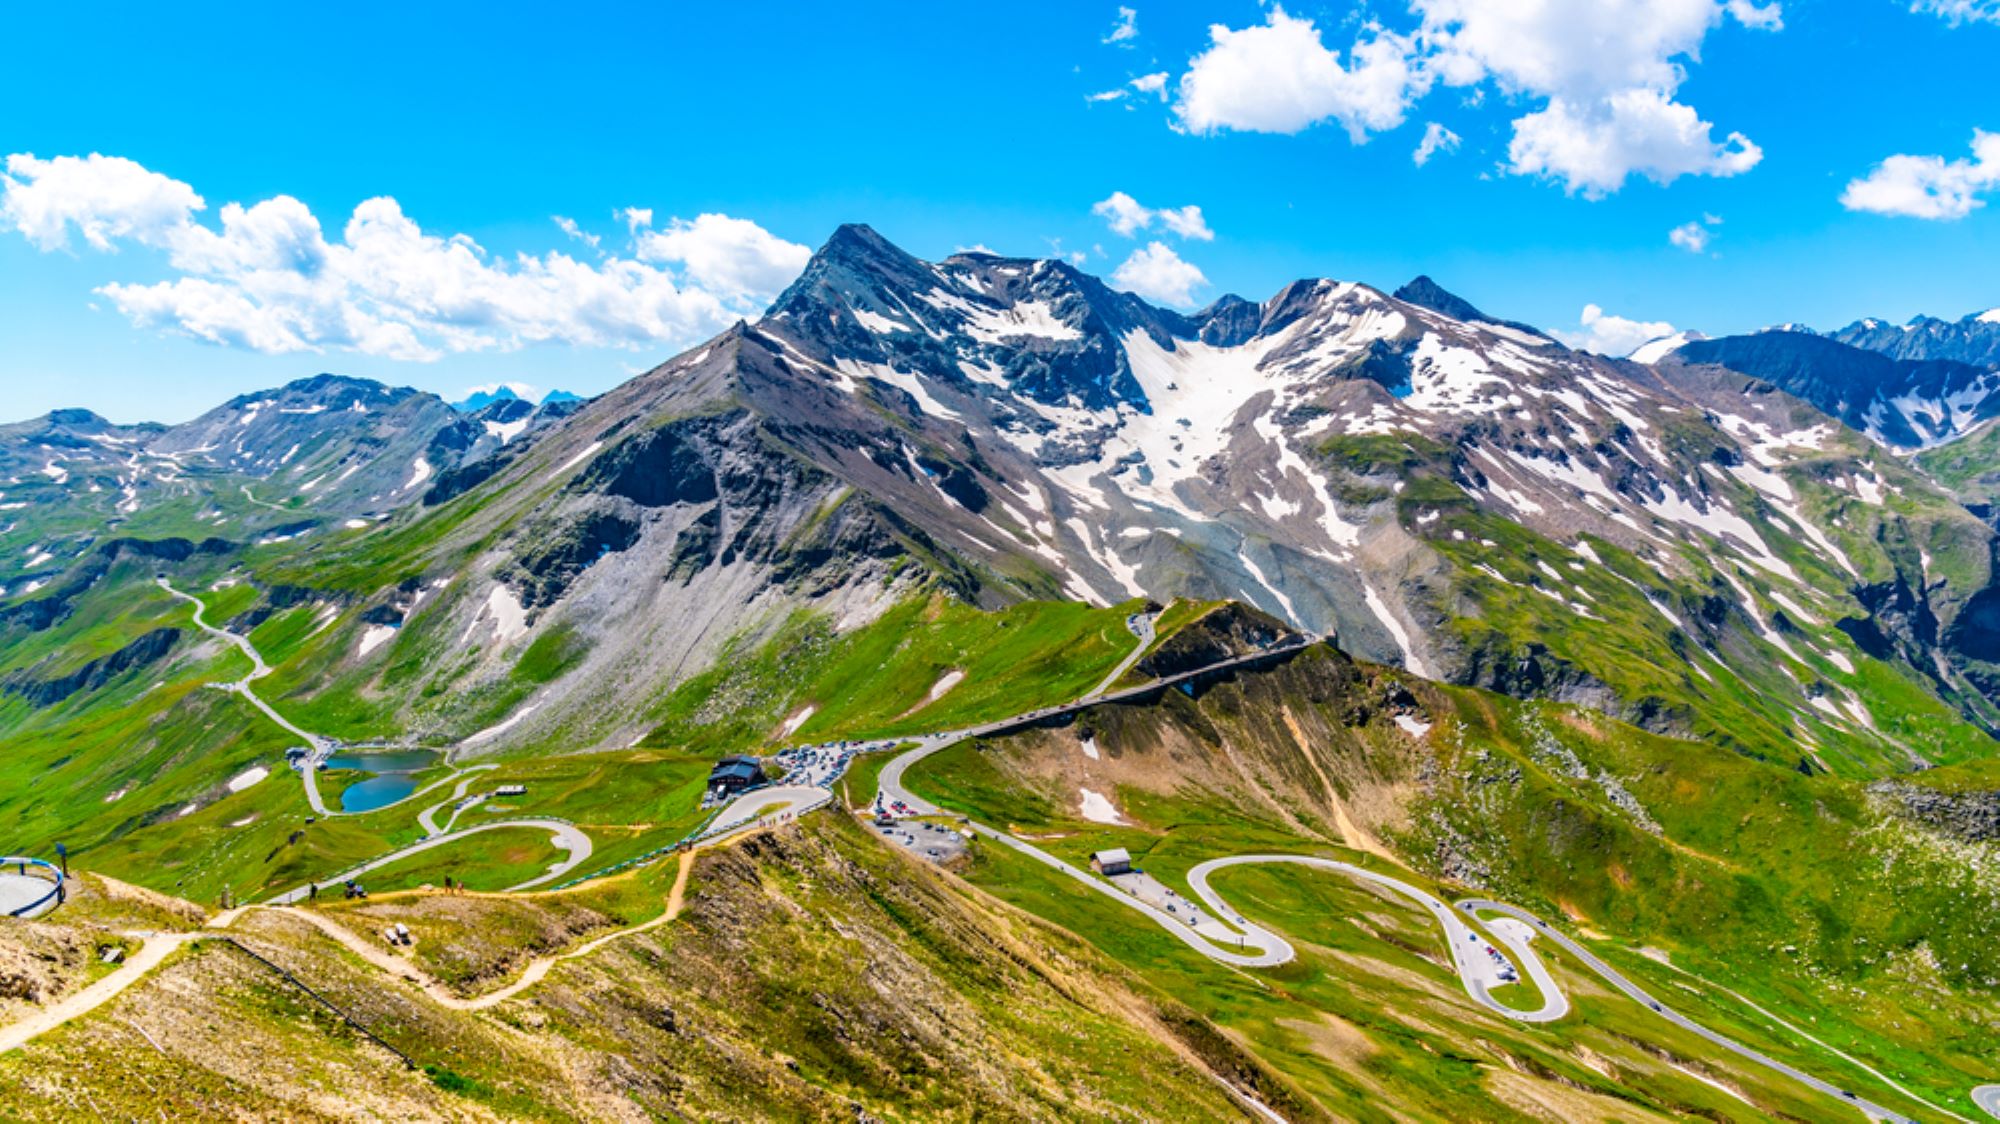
1460 900 1912 1122
264 819 590 905
699 785 832 841
866 623 1955 1123
160 578 328 755
158 579 588 903
416 767 500 837
133 583 1985 1121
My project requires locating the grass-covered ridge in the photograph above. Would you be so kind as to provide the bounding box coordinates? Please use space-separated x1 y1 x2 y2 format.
898 646 2000 1121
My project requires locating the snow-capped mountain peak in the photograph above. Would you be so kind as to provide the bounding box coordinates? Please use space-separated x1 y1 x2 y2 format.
695 227 1902 686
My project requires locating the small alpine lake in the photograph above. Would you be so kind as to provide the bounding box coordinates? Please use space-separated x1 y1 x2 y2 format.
324 749 440 813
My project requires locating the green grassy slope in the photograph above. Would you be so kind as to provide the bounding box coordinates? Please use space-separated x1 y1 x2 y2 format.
899 647 1999 1121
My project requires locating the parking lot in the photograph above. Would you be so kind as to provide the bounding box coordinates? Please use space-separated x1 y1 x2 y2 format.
865 816 971 864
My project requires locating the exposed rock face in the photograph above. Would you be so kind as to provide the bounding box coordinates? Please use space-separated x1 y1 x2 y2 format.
1136 603 1295 679
1869 781 2000 843
16 225 2000 770
1832 310 2000 370
509 509 644 610
579 420 723 508
1675 331 1999 450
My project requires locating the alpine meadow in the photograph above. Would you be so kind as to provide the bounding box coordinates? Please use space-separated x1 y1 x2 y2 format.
3 2 1999 1121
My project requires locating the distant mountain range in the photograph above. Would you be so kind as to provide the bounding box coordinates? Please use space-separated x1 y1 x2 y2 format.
1630 307 2000 450
451 385 584 412
1831 307 2000 368
7 224 2000 767
0 374 581 587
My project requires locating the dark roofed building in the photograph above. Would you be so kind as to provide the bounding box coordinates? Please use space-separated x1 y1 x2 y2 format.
709 755 767 797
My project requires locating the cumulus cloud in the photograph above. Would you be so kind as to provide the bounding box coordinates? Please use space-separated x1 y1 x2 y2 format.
1418 0 1774 195
0 152 810 360
1553 303 1678 357
1173 8 1428 140
1668 214 1722 253
1131 72 1169 99
1111 242 1207 306
1 153 203 252
633 213 813 301
1163 1 1776 196
1840 129 2000 220
1093 191 1152 236
1412 122 1461 166
1091 191 1215 240
1910 0 2000 25
1104 6 1139 44
1156 206 1213 240
1726 0 1785 29
1506 89 1762 197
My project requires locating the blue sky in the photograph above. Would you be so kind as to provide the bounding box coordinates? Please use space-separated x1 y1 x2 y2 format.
3 0 1997 423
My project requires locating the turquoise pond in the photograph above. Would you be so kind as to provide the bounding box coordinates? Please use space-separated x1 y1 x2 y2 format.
324 750 439 813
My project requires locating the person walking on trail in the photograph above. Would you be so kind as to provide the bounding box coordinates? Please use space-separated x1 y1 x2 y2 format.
308 882 318 902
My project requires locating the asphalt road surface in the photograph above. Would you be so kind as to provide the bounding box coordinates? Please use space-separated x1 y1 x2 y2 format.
698 785 832 842
1459 899 1918 1123
264 819 590 904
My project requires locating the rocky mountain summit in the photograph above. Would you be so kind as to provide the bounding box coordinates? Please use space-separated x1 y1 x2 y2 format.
242 223 1981 770
1832 307 2000 369
10 225 2000 774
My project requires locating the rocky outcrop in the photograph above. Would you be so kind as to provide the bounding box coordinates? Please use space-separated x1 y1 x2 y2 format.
507 509 644 610
1869 781 2000 843
578 419 723 508
1136 602 1292 679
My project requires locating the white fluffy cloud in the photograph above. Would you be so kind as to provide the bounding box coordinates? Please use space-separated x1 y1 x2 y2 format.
0 152 810 360
1111 242 1207 306
1725 0 1785 29
1 153 204 251
1162 1 1776 195
1131 72 1169 99
1910 0 2000 25
1105 6 1139 44
1668 213 1722 252
632 212 812 301
1091 191 1215 240
1668 222 1708 253
1417 0 1774 195
1840 129 2000 220
1506 89 1762 197
1173 8 1428 140
1412 122 1460 166
1553 303 1678 357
